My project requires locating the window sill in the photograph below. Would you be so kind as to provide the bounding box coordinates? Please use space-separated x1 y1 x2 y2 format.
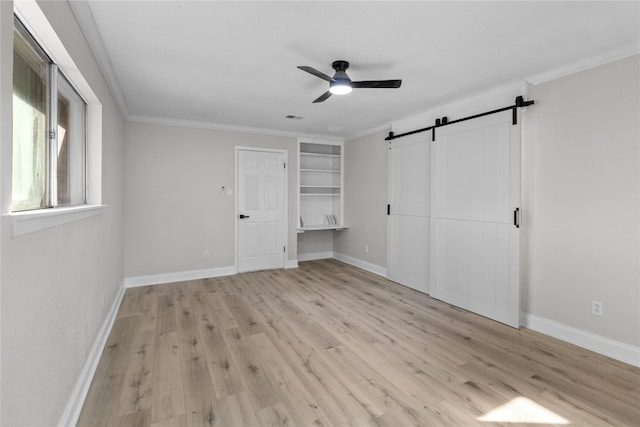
6 204 106 237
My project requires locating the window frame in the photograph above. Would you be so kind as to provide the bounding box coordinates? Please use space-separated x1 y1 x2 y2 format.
6 0 105 236
54 68 88 207
12 16 88 212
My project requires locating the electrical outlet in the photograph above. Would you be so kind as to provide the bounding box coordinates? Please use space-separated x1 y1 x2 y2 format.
220 186 226 195
365 245 369 253
592 300 603 316
203 250 209 259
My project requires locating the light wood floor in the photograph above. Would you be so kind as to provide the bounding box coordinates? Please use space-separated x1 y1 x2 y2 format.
78 259 640 426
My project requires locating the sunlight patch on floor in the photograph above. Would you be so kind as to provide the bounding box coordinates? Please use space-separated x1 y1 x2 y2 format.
478 397 571 424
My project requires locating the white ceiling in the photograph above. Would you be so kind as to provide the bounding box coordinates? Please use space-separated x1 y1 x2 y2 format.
75 1 640 139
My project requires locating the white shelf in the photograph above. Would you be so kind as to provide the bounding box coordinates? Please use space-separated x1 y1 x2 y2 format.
297 225 348 233
300 152 340 158
300 168 340 173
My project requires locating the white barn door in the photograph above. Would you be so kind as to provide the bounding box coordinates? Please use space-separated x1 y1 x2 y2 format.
237 149 287 273
387 133 430 294
430 111 520 327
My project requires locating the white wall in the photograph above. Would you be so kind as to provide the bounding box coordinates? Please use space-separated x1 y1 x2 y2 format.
334 130 389 271
124 121 299 280
522 55 640 353
0 1 126 425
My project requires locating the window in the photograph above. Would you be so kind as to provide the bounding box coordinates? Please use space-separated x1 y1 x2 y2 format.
12 16 86 212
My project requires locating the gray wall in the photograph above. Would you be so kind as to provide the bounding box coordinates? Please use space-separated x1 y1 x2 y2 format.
297 229 334 259
334 130 388 268
0 1 126 425
522 55 640 347
124 122 299 278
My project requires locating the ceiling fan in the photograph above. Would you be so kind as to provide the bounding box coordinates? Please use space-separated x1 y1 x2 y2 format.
297 60 402 103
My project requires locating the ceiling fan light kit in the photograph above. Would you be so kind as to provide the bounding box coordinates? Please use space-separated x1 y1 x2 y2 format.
298 60 401 103
329 80 352 95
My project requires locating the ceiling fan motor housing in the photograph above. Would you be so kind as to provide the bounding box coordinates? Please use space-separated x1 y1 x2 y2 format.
332 60 350 72
330 60 352 94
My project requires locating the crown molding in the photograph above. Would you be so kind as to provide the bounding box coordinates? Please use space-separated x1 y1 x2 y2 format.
346 123 391 142
68 0 129 117
526 43 640 86
128 115 344 141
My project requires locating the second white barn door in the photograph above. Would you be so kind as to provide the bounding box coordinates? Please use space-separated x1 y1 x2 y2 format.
237 149 287 273
430 111 520 327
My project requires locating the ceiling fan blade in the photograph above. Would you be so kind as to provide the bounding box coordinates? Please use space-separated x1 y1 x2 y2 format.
352 79 402 89
298 66 333 82
312 91 332 103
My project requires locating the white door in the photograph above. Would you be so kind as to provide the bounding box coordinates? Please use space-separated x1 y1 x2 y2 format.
387 133 430 294
430 111 520 327
237 149 287 273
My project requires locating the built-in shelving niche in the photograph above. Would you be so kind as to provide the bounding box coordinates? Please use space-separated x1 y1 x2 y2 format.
298 140 346 232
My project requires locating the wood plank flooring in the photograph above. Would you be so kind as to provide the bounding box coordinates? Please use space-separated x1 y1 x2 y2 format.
78 259 640 426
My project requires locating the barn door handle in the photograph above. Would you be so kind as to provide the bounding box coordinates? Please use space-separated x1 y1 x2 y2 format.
239 214 250 219
513 208 520 228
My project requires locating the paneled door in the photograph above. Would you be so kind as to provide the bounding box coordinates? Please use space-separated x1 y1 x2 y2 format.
430 111 520 327
387 133 430 294
237 148 287 273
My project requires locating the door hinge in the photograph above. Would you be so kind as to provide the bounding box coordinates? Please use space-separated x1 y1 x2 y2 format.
284 162 286 169
514 207 520 228
387 204 390 215
283 246 286 252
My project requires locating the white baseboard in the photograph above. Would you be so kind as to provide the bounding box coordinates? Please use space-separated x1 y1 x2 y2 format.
333 252 387 277
58 283 126 427
284 259 299 269
297 251 334 262
124 266 237 288
297 251 387 277
521 312 640 368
